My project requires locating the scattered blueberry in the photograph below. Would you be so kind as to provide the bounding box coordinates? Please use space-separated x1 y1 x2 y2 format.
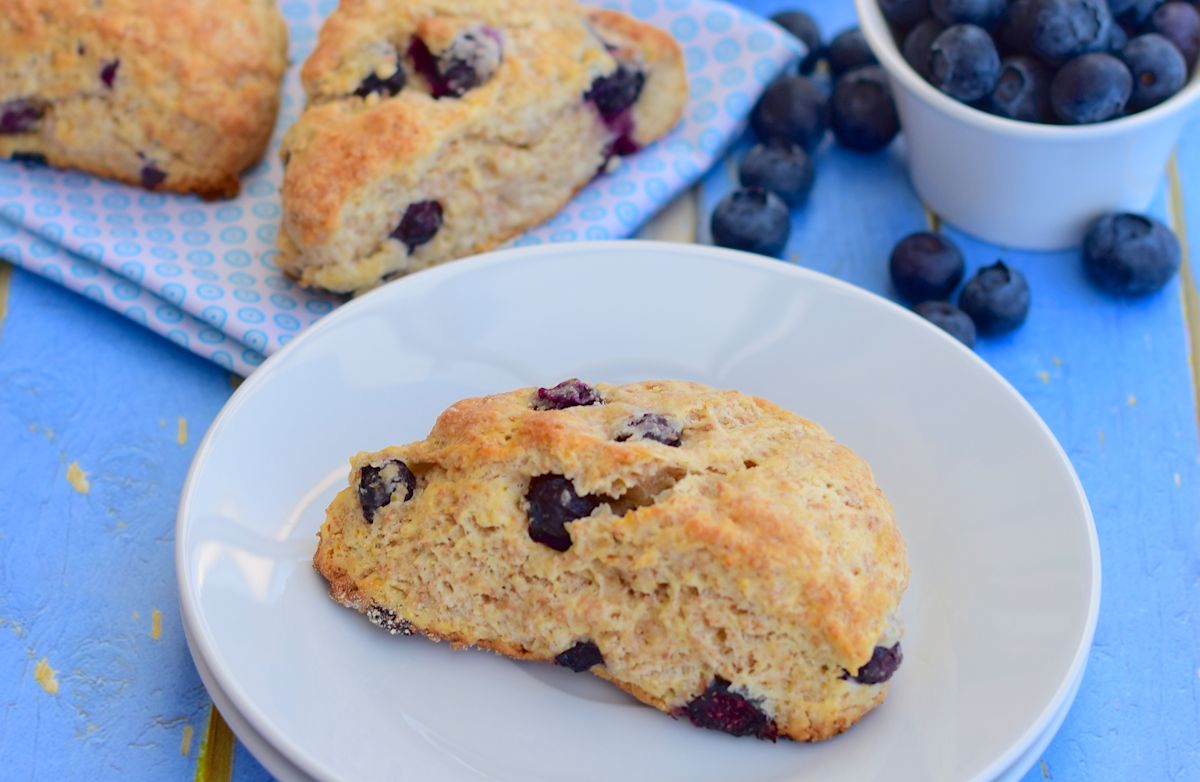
678 677 779 740
770 11 823 74
354 66 406 98
931 0 1007 27
0 98 45 134
140 163 167 190
1109 0 1167 27
100 59 120 88
1050 52 1132 122
738 140 814 207
365 604 415 635
555 640 605 671
889 231 966 302
535 379 602 410
880 0 933 30
930 24 1002 101
710 187 791 257
1083 212 1181 295
750 75 828 152
526 474 601 552
991 55 1052 120
615 413 683 446
914 301 978 347
828 28 879 77
959 261 1031 335
1120 34 1187 110
830 66 900 152
903 18 947 79
1150 2 1200 68
358 459 417 523
9 151 47 166
845 643 904 685
587 63 647 119
391 200 444 252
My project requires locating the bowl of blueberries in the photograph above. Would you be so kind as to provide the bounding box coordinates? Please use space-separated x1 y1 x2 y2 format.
857 0 1200 249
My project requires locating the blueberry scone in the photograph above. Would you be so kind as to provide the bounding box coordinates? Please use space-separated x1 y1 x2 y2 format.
314 380 909 741
277 0 688 293
0 0 287 198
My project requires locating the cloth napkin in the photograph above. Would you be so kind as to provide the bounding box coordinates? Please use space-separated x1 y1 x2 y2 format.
0 0 799 376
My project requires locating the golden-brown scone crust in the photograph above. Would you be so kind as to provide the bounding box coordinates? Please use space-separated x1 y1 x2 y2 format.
278 0 687 293
0 0 288 199
315 380 909 742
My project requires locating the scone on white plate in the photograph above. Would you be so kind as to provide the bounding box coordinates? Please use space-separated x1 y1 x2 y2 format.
314 380 909 741
277 0 687 293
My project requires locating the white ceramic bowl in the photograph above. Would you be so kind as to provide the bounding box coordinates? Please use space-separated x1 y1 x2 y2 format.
856 0 1200 250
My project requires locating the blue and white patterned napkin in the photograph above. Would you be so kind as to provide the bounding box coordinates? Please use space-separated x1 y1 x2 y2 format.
0 0 798 376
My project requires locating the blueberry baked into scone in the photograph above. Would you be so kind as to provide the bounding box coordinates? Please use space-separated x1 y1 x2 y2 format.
277 0 688 294
0 0 287 198
314 380 909 741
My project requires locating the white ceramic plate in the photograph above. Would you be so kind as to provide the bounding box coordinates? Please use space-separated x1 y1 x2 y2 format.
177 241 1100 782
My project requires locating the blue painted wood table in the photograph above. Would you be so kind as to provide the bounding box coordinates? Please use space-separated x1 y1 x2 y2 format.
2 2 1198 779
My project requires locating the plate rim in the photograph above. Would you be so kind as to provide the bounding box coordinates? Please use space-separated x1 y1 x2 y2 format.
176 239 1101 782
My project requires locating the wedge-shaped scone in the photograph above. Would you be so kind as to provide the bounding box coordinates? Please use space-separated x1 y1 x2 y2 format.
0 0 288 198
315 380 909 741
278 0 687 293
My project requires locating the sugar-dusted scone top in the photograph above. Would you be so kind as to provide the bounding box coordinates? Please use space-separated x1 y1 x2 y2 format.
315 380 909 741
278 0 687 293
0 0 288 198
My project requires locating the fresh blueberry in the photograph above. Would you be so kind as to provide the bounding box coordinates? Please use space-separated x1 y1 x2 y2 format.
830 66 900 152
391 200 443 252
750 75 828 151
678 677 779 740
880 0 933 30
738 140 814 207
903 19 947 79
555 641 605 671
914 301 978 347
931 0 1006 27
526 474 601 552
845 643 904 685
354 66 406 98
1109 0 1166 27
1006 0 1113 64
1106 21 1130 53
535 379 602 410
930 24 1002 101
358 459 417 523
365 604 415 635
889 231 966 302
770 11 823 74
1150 2 1200 68
409 27 503 99
0 98 45 134
1121 34 1187 109
710 187 791 258
828 28 879 77
9 152 47 166
140 163 166 190
1083 212 1181 295
615 413 683 446
100 59 120 88
1050 52 1132 122
991 55 1053 120
959 261 1031 335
